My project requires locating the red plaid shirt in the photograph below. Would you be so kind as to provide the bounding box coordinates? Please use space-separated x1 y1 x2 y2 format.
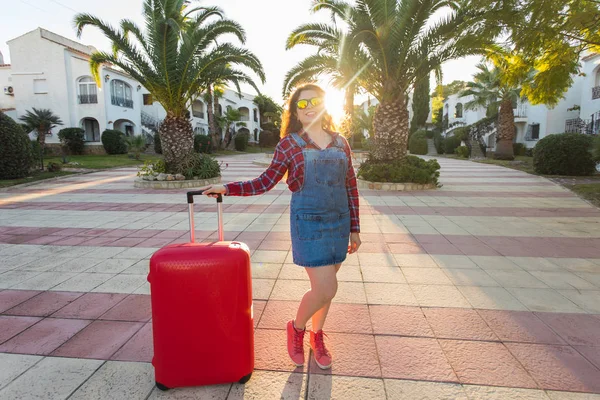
224 130 360 232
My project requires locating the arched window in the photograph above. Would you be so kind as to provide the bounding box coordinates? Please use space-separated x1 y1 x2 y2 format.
192 101 205 118
253 108 258 122
238 107 250 121
78 76 98 104
455 103 463 118
110 79 133 108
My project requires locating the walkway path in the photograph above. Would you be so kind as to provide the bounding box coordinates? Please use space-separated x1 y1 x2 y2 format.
0 154 599 399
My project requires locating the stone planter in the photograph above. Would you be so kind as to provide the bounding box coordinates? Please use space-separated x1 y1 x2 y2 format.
357 178 436 191
134 176 221 189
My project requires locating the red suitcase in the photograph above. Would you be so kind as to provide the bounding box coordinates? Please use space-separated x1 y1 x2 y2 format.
148 192 254 391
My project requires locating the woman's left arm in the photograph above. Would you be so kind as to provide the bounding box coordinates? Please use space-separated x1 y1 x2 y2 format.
342 137 361 253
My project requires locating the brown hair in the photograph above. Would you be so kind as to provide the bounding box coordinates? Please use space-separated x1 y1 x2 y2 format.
280 83 334 138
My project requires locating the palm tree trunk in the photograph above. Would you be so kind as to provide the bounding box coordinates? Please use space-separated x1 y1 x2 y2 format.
159 115 194 172
494 98 515 160
206 86 217 150
341 87 355 145
372 95 409 162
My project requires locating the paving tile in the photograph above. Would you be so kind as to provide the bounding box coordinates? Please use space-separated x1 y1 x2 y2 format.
52 292 128 319
0 356 102 399
91 274 146 294
457 286 528 311
0 271 42 289
376 336 457 381
4 291 83 317
576 346 600 370
11 271 77 290
575 272 600 288
546 391 600 399
99 294 152 322
251 262 283 279
0 353 42 390
270 279 308 301
364 283 418 306
402 268 454 285
462 385 550 400
278 264 309 280
48 257 105 273
0 289 41 313
549 258 599 273
309 332 381 378
51 272 115 292
149 383 231 399
470 256 522 271
358 253 398 267
87 258 138 274
252 278 276 300
384 379 468 400
508 257 564 272
51 320 144 359
69 360 154 400
251 250 288 264
253 300 266 328
0 317 90 355
529 271 596 290
443 268 499 286
227 371 305 400
307 375 385 400
0 315 41 344
110 323 153 363
369 305 433 337
478 310 566 344
393 254 440 268
254 328 308 373
334 282 367 304
558 290 600 313
486 270 549 288
411 284 471 308
423 307 498 341
439 340 537 388
506 343 600 393
534 312 600 346
507 288 585 313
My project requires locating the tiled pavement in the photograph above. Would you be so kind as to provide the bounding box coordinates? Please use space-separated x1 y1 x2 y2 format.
0 154 599 399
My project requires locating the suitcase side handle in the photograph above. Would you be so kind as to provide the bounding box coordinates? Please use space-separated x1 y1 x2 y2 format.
187 192 224 243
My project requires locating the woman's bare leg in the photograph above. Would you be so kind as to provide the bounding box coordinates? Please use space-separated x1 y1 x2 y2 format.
310 263 342 331
294 264 339 330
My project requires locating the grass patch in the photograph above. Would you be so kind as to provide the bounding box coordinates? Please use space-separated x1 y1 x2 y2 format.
567 183 600 207
0 170 77 188
472 156 535 174
44 154 156 169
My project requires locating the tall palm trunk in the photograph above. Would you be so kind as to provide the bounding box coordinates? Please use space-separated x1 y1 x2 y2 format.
372 95 409 162
206 86 217 150
341 86 355 145
159 115 194 171
213 96 224 149
495 98 515 160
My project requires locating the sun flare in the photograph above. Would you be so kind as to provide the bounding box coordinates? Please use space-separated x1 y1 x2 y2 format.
323 86 346 126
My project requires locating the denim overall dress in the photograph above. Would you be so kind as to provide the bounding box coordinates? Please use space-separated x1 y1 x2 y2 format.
289 132 351 267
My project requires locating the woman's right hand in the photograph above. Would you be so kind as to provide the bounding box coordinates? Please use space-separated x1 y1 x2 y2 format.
197 184 227 198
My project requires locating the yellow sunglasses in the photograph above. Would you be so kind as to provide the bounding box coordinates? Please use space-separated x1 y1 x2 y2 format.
296 97 323 110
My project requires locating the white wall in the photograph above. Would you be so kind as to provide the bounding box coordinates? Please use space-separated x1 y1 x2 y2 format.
0 65 15 111
102 68 142 136
579 53 600 122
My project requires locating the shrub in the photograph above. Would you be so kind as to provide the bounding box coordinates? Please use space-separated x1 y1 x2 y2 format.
154 131 162 154
58 128 85 155
259 130 280 148
592 135 600 163
47 162 62 172
30 139 42 169
455 145 470 158
408 130 428 155
137 158 166 178
513 143 527 156
101 130 128 155
443 135 461 154
433 131 445 154
0 112 33 179
425 130 434 139
525 147 534 157
357 155 440 185
351 132 364 149
174 153 221 179
453 126 470 142
125 135 147 160
194 134 212 153
234 132 250 151
533 133 596 176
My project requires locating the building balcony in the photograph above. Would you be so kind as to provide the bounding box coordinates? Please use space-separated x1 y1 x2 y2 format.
111 96 133 108
78 94 98 104
239 115 249 122
593 86 600 100
192 111 205 119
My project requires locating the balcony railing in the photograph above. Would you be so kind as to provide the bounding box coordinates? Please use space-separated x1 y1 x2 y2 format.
239 115 250 121
514 102 528 118
78 94 98 104
192 111 205 119
111 96 133 108
593 86 600 100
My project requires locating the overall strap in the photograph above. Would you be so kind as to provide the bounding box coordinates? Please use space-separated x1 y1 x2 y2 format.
334 134 345 149
290 132 307 148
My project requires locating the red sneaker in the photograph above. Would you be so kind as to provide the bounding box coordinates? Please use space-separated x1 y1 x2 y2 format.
286 320 305 367
310 330 332 369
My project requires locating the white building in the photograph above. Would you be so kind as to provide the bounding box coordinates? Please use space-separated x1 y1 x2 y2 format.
443 53 600 150
1 28 260 153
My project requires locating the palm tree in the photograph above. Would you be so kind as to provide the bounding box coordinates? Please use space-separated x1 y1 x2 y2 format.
19 108 63 170
460 61 524 160
74 0 264 172
343 0 490 162
283 0 371 137
125 135 147 160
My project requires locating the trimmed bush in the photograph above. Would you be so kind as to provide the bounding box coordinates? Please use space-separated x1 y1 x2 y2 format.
425 130 434 139
357 155 440 185
101 130 128 155
443 135 461 154
533 133 596 176
47 162 62 172
453 126 470 142
455 145 470 158
176 153 221 179
0 112 33 179
30 140 42 169
154 131 162 154
408 130 428 155
433 131 445 154
234 132 250 151
513 143 527 156
194 134 212 153
58 128 85 155
592 135 600 163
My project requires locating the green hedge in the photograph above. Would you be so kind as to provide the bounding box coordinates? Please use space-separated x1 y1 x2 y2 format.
455 146 470 158
444 135 461 154
101 130 128 155
408 130 428 155
58 128 85 155
433 131 445 154
234 132 250 151
177 153 221 179
357 155 440 185
194 134 212 153
513 143 527 156
533 133 596 176
0 112 33 179
154 131 162 154
592 135 600 163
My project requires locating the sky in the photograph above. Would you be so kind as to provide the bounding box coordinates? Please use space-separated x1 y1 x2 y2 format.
1 0 481 108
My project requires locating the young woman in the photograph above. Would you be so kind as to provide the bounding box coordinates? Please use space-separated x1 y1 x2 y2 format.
198 84 361 369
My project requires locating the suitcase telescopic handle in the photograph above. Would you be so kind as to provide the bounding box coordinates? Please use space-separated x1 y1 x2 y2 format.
186 192 224 243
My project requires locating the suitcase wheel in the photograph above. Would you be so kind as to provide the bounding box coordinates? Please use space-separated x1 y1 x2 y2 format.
155 381 170 391
238 373 252 384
